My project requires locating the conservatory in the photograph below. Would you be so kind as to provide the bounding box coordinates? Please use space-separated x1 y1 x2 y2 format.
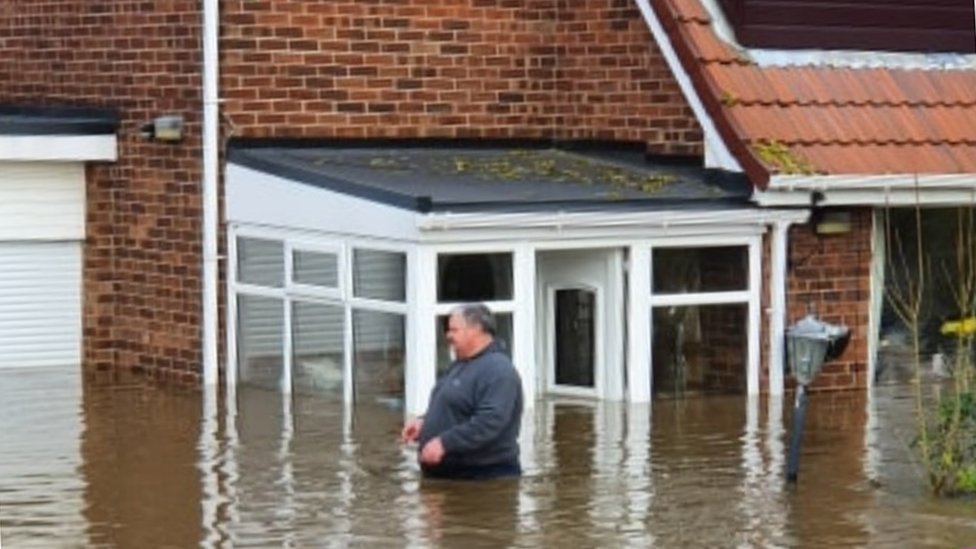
225 144 807 415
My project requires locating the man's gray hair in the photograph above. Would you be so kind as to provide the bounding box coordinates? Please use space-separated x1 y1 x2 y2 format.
451 303 496 336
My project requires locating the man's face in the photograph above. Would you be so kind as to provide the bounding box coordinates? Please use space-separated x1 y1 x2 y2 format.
446 313 478 359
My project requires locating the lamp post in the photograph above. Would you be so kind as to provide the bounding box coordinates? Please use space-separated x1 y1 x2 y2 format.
785 312 850 483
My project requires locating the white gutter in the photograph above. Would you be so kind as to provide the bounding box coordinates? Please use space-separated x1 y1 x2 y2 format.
634 0 742 172
755 174 976 207
773 173 976 190
202 0 220 389
418 207 808 231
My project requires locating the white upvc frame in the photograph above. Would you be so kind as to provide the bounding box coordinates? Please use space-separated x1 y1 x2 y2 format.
421 242 537 410
406 246 436 417
768 222 790 396
545 283 604 399
227 223 413 410
228 219 769 410
226 224 240 392
282 241 294 395
513 243 537 405
646 235 763 397
627 243 652 402
867 209 886 388
288 241 343 300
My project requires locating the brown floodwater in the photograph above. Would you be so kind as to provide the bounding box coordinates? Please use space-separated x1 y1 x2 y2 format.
2 368 975 548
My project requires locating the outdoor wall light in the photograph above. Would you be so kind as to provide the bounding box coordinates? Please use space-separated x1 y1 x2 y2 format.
814 210 852 235
140 114 185 142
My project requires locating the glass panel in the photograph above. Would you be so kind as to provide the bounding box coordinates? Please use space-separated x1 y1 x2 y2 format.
353 309 405 405
237 237 284 287
881 207 975 361
237 294 284 390
652 303 747 395
436 312 513 376
554 289 596 388
437 252 513 302
652 246 748 293
291 301 345 397
353 249 406 302
293 249 339 289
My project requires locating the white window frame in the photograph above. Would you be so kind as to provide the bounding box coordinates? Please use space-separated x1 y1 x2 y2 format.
289 241 343 300
349 243 410 309
546 283 604 399
407 243 527 415
644 235 762 397
227 224 413 411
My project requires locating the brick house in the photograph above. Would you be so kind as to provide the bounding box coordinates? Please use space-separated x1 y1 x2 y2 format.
2 1 973 415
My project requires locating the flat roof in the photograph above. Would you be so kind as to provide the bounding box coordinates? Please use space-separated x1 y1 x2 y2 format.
0 104 119 136
229 143 752 213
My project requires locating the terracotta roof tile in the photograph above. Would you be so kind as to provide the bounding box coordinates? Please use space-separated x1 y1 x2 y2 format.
788 143 976 174
649 0 976 182
727 104 976 146
677 20 745 65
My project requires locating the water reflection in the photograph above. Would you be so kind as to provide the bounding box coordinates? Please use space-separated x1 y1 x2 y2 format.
79 379 203 548
3 370 976 548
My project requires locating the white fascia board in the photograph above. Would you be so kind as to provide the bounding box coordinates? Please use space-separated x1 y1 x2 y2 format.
420 225 765 244
419 208 807 235
755 174 976 207
634 0 742 172
0 135 117 162
226 163 421 242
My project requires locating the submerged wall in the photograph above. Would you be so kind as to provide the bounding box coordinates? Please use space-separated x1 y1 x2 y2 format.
0 1 701 383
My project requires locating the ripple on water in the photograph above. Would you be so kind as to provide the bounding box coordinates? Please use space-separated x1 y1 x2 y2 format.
2 375 976 547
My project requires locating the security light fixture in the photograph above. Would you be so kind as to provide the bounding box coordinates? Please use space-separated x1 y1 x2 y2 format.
141 115 184 142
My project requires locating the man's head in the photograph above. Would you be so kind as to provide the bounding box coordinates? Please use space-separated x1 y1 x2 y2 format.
446 303 495 360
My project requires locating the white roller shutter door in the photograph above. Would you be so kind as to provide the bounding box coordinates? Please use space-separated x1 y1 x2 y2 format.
0 162 85 369
0 243 82 368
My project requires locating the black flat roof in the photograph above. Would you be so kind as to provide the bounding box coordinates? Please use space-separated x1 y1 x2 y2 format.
0 104 119 136
229 143 752 213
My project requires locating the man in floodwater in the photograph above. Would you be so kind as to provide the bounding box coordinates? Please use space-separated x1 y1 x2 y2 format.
401 303 523 480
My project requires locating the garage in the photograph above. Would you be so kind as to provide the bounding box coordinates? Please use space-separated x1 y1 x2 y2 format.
0 106 117 369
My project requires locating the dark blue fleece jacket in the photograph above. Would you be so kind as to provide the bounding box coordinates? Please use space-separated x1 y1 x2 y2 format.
418 340 523 470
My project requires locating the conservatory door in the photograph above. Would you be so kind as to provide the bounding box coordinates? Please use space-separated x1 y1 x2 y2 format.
539 248 624 399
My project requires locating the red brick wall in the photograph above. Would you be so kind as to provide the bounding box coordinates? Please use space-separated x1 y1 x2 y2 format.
700 304 748 392
219 0 701 154
785 209 873 391
0 2 206 384
1 1 700 383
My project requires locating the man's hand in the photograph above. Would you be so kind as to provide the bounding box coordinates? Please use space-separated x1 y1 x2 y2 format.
401 417 423 443
419 436 446 465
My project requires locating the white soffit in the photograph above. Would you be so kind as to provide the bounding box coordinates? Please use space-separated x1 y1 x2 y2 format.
0 135 117 162
226 163 421 242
